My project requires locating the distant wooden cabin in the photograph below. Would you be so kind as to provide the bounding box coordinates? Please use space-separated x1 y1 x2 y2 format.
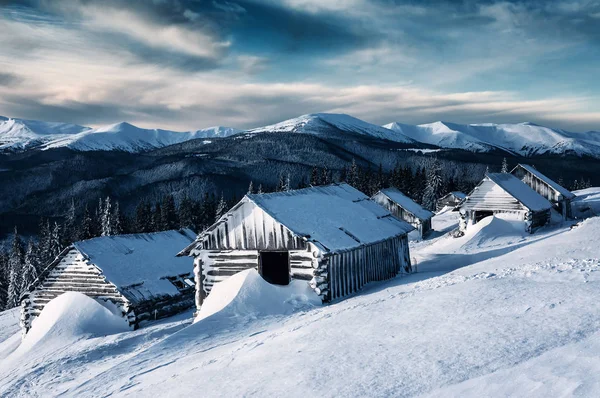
179 183 414 311
372 188 434 238
511 164 575 219
436 191 467 212
21 229 196 334
459 173 552 233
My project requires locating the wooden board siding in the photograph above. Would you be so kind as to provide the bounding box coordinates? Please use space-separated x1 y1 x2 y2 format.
326 235 411 302
199 200 308 251
199 250 260 297
512 167 572 219
372 192 430 237
20 247 133 333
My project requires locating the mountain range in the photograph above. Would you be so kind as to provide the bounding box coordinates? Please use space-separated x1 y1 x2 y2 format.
2 113 600 158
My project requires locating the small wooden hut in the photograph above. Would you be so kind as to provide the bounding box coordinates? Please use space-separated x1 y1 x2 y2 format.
436 191 467 211
20 229 196 334
459 173 552 233
511 164 575 219
179 183 414 310
372 188 434 238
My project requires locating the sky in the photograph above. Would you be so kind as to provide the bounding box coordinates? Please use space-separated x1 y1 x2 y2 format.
0 0 599 132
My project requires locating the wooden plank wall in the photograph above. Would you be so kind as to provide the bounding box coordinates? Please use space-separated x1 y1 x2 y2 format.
327 235 410 301
201 201 307 251
373 192 424 235
514 168 560 202
200 250 259 297
20 248 132 332
290 249 316 281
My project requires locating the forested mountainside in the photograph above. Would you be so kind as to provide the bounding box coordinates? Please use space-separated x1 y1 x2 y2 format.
1 127 599 239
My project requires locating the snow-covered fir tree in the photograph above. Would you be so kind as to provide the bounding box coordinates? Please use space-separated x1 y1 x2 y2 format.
49 222 62 260
79 204 95 240
113 201 123 235
248 181 254 194
422 159 444 210
310 166 320 186
7 228 25 308
215 193 227 222
178 195 195 229
348 158 359 188
20 240 40 296
101 196 113 236
0 249 9 310
257 184 263 194
501 158 509 173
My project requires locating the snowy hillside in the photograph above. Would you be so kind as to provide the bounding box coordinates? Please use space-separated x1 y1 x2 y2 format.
0 117 241 153
247 113 418 144
385 121 600 158
3 197 600 396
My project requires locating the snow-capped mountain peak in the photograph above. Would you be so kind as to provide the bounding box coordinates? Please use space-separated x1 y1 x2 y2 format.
0 117 241 153
247 113 417 144
384 120 600 157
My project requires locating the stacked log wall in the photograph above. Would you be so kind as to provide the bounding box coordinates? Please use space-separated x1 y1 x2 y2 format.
20 248 133 333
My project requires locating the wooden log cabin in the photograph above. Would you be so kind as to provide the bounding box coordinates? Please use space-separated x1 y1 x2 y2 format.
371 188 434 239
20 229 197 335
436 191 467 212
459 173 552 234
179 183 414 311
511 164 576 220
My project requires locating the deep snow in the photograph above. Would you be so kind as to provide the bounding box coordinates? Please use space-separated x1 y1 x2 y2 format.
2 193 600 396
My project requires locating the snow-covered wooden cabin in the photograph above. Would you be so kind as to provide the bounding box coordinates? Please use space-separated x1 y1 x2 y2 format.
436 191 467 211
20 229 196 334
511 164 575 219
459 173 552 233
179 183 414 309
371 187 434 238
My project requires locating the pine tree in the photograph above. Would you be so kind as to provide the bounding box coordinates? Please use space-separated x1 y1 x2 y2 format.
152 203 162 231
21 240 39 295
310 166 321 186
161 194 178 231
63 198 77 244
501 158 509 173
321 167 331 185
38 217 52 265
101 196 113 236
215 193 227 222
257 184 263 194
49 222 62 260
348 158 359 188
423 159 444 210
178 195 195 229
0 249 9 310
7 227 25 308
285 173 291 191
248 181 254 195
112 201 123 235
79 204 94 240
135 201 151 233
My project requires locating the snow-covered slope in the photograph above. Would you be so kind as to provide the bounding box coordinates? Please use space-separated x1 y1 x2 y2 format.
247 113 417 144
0 117 241 153
384 121 600 157
3 204 600 396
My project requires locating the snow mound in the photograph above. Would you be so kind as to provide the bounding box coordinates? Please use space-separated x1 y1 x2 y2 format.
19 292 130 353
195 269 321 323
461 215 527 251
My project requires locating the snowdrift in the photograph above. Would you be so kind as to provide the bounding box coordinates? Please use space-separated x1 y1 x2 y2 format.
460 216 526 252
195 269 321 324
572 187 600 219
18 292 130 354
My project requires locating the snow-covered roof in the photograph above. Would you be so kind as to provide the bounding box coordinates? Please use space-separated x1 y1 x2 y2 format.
486 173 553 212
74 229 196 299
513 164 575 199
376 188 434 221
246 184 414 253
450 191 467 200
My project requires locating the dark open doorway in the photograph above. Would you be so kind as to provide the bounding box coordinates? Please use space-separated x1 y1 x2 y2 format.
259 251 290 285
475 210 494 223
